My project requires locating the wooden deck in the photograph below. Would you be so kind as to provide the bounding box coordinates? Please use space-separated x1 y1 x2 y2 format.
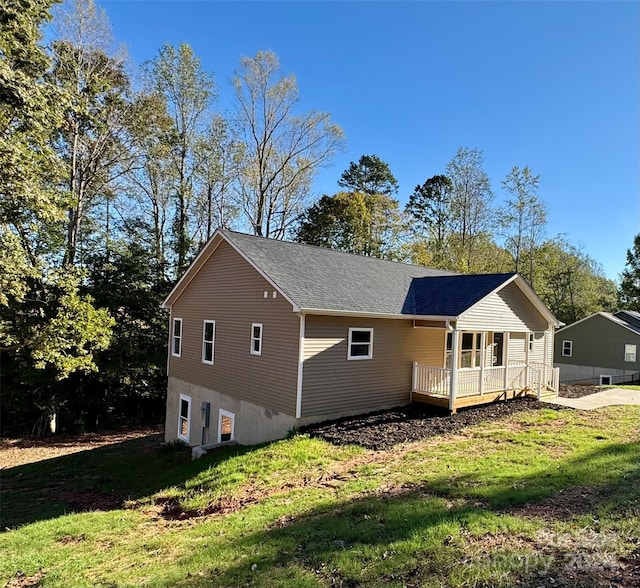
412 388 532 412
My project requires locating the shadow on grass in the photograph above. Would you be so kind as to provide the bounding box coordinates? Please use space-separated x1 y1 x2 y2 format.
0 434 261 530
171 442 639 588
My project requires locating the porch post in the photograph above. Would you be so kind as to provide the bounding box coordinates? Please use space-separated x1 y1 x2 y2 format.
525 331 530 389
542 330 549 387
449 330 459 412
479 332 486 395
503 332 510 392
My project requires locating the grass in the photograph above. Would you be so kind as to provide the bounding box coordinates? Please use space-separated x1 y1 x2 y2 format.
1 404 639 587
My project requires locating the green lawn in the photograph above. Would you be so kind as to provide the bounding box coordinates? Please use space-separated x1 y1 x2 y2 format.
1 405 638 588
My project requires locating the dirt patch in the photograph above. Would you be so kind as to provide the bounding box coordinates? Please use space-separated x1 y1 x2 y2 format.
4 570 46 588
55 489 122 513
464 529 639 587
0 428 163 469
509 485 605 521
301 397 565 450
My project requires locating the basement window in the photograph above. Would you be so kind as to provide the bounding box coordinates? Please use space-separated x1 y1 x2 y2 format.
348 328 373 360
178 394 191 443
218 409 235 443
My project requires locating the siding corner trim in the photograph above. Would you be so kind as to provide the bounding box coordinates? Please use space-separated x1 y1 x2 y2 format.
296 314 305 418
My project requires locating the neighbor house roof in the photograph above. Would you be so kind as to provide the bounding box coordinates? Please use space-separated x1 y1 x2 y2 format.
557 310 640 337
163 229 558 324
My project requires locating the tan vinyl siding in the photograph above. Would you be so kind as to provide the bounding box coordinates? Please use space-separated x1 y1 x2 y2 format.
301 316 445 418
168 240 299 415
458 282 549 332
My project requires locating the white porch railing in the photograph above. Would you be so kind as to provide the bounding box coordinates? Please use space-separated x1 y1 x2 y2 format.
412 362 560 401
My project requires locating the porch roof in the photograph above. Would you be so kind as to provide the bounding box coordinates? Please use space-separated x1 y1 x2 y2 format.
405 273 516 316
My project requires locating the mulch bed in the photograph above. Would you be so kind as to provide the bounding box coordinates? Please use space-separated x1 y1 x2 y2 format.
301 397 565 451
558 383 603 399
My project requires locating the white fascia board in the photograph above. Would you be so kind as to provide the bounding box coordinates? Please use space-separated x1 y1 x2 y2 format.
299 308 458 321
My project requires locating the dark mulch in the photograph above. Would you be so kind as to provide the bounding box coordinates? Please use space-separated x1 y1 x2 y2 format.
558 384 603 399
301 397 565 451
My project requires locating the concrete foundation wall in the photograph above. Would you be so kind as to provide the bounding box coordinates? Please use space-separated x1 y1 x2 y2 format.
555 362 638 384
165 377 298 446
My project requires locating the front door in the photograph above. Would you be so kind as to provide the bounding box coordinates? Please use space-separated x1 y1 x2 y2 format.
492 332 505 366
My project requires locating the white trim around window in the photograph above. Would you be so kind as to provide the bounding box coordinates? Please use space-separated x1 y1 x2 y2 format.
599 375 612 386
172 318 183 357
347 327 374 360
624 344 636 362
202 320 215 365
177 393 191 443
562 340 572 357
250 323 263 356
218 409 235 443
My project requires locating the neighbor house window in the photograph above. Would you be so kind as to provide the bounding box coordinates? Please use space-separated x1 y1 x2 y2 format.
625 344 636 362
599 375 612 386
250 323 263 355
348 328 373 360
202 320 215 364
172 318 183 357
178 394 191 443
562 340 572 357
218 409 235 443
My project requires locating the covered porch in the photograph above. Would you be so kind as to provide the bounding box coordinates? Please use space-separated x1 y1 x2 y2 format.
412 361 560 411
410 328 560 412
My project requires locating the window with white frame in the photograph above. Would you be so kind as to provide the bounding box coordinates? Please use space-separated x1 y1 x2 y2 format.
562 340 572 357
178 393 191 442
202 320 215 364
250 323 263 355
625 344 636 362
348 328 373 360
529 333 534 351
172 318 183 357
218 409 235 443
600 375 612 385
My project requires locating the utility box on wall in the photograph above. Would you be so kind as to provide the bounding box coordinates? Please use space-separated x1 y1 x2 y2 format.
201 401 211 428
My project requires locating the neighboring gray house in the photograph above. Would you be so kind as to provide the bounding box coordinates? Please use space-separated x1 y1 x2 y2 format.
162 229 560 447
553 311 640 385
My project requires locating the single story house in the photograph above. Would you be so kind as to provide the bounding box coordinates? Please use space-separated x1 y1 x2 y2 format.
162 229 560 447
553 310 640 385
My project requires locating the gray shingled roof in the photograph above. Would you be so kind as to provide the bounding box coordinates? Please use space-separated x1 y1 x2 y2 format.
222 230 515 317
608 311 640 336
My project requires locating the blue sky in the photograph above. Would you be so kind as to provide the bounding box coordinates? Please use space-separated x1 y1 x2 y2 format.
99 0 639 281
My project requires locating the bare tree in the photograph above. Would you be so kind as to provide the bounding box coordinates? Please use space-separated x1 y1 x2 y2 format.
446 147 494 272
51 0 134 267
193 114 243 244
499 165 548 283
232 50 344 239
144 43 215 274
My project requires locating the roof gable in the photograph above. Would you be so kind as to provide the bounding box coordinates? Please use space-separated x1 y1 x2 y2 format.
405 273 517 316
558 311 640 337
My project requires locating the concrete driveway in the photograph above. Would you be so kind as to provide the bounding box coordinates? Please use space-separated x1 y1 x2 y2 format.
542 387 640 410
